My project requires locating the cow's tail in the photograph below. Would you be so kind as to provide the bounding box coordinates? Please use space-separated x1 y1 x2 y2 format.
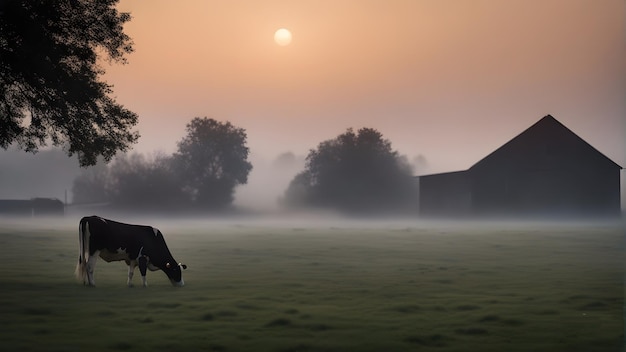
75 218 89 283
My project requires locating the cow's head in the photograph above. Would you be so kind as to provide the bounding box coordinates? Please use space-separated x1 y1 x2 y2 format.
162 261 187 287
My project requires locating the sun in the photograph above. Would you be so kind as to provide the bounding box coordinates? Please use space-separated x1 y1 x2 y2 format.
274 28 292 46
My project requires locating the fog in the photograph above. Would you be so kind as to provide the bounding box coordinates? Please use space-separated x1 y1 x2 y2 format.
233 151 305 212
0 147 432 213
3 208 623 238
0 147 624 218
0 147 309 211
0 148 81 202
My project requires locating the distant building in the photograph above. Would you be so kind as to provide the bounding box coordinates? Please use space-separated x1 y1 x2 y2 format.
418 115 623 218
0 198 65 217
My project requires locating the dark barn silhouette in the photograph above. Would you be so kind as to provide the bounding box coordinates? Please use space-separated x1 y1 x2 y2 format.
0 198 64 217
419 115 622 218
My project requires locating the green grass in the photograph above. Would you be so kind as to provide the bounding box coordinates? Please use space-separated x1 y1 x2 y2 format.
0 219 623 351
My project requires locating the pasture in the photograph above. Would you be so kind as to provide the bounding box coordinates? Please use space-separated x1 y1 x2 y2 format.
0 218 623 352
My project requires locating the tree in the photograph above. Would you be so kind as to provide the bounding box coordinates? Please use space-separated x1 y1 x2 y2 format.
284 128 417 214
72 152 188 211
106 153 186 210
173 117 252 209
72 158 110 204
0 0 138 166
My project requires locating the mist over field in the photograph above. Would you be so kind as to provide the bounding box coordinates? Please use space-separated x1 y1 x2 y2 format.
0 147 431 214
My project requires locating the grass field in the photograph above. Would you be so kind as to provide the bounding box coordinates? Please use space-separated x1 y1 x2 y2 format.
0 218 623 352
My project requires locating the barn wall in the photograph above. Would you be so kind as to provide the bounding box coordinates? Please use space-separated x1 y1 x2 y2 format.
418 171 471 217
576 167 622 216
473 167 620 217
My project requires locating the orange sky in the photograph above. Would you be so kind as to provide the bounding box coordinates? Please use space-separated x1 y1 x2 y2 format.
104 0 625 204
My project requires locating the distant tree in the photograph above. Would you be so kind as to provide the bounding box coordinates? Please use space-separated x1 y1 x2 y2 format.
272 151 298 168
106 153 187 210
0 0 138 166
72 159 110 204
283 128 417 214
172 117 252 209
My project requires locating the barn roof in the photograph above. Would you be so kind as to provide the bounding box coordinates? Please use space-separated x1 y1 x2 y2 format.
418 170 468 179
469 114 623 170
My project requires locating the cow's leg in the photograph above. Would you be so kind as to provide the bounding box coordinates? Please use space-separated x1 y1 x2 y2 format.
127 260 137 287
86 251 99 286
138 256 148 287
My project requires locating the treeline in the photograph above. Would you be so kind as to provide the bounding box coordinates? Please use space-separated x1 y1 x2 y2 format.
73 117 252 213
72 118 418 215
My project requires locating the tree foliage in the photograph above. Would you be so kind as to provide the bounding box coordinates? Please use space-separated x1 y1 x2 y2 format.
0 0 138 166
284 128 417 214
173 117 253 208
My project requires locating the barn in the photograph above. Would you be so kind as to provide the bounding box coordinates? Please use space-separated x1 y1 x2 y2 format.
418 115 623 218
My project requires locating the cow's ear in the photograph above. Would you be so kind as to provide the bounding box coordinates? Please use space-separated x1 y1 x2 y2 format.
180 263 187 270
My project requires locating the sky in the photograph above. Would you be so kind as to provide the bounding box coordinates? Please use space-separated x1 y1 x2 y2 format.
102 0 626 209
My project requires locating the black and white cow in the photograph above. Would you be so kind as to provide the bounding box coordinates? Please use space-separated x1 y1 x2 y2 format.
75 216 187 287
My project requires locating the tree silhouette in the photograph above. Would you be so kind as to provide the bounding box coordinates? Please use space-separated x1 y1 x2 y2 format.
173 117 252 209
72 159 110 204
72 153 187 211
0 0 138 166
106 153 186 210
284 128 417 214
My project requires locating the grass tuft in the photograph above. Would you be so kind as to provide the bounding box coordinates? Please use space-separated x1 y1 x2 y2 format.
208 343 227 351
535 309 559 315
502 318 524 326
455 327 488 335
279 344 312 352
235 302 260 310
391 304 420 313
23 307 52 315
96 310 116 317
216 310 238 317
307 323 333 331
581 301 608 310
266 317 292 327
478 314 500 322
406 333 450 347
109 342 133 350
146 302 181 309
432 305 447 312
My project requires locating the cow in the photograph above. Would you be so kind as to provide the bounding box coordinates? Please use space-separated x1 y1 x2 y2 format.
75 216 187 287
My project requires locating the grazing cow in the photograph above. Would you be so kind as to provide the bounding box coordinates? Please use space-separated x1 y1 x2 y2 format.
75 216 187 287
